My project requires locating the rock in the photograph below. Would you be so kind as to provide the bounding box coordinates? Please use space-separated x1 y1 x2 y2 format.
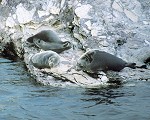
6 16 16 27
85 20 92 30
44 0 60 15
38 10 49 18
124 9 138 22
112 1 123 12
75 4 92 19
143 21 149 25
0 0 6 5
91 29 98 37
16 3 35 24
49 6 60 15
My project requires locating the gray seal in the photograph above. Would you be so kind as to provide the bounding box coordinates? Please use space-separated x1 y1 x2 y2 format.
30 51 60 69
27 30 72 53
75 49 136 73
33 38 71 53
27 30 61 43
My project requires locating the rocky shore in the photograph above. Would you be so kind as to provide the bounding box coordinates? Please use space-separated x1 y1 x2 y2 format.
0 0 149 87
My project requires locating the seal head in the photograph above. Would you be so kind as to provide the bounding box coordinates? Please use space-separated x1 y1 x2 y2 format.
30 51 60 69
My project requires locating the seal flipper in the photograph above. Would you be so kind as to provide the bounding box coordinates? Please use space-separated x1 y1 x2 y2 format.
27 36 33 43
125 63 136 69
136 65 147 69
125 63 147 69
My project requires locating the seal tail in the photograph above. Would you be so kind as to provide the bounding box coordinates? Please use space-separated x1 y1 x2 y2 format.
136 65 147 69
125 63 136 69
125 63 147 69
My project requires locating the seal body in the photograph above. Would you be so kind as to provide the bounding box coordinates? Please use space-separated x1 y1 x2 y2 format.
33 38 72 53
27 30 72 53
27 30 61 43
30 51 60 69
76 49 136 73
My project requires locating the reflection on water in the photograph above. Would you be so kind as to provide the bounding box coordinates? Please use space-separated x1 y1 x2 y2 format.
82 88 123 107
0 57 150 120
81 87 135 108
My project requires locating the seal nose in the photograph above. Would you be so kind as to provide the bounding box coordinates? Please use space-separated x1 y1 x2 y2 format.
74 63 83 71
75 66 82 71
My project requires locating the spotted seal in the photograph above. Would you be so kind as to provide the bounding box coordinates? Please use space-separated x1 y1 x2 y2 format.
30 51 60 69
75 49 137 73
27 30 72 53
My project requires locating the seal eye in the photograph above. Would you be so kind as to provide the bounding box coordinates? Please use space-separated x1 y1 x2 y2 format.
82 55 90 62
37 39 41 43
63 41 71 48
77 63 84 68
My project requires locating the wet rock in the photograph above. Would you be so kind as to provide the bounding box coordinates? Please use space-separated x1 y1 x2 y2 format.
1 40 23 61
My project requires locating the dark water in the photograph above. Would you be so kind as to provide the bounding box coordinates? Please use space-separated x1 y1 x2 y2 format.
0 58 150 120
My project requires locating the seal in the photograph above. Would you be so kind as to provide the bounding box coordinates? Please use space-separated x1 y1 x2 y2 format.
30 51 60 69
27 30 72 53
27 30 61 43
75 49 137 73
33 38 72 53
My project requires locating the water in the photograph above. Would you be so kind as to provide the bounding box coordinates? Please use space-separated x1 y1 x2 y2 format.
0 57 150 120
